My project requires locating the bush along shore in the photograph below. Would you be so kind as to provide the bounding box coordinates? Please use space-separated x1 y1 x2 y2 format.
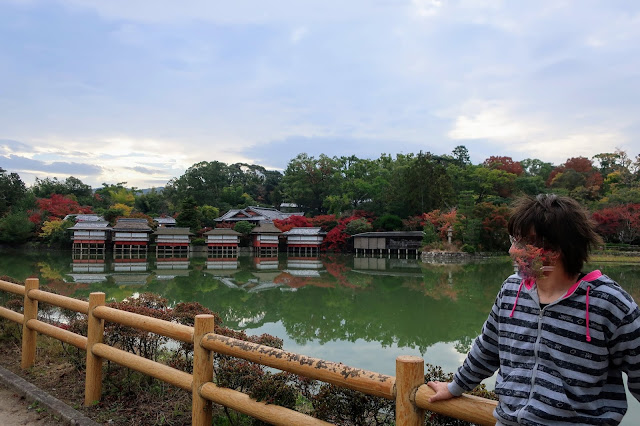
0 278 496 425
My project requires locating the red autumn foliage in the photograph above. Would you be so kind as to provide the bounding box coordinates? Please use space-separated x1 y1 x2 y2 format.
309 214 339 232
564 157 594 173
323 255 357 288
323 213 372 251
36 194 93 219
273 215 312 232
28 212 42 225
592 203 640 243
474 202 511 251
547 157 596 186
402 215 425 231
423 208 463 240
482 156 524 176
585 172 604 191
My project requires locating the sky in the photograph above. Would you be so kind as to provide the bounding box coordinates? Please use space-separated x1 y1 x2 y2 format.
1 0 639 189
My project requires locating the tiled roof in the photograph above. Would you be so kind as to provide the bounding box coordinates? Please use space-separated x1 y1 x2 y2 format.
204 228 241 236
153 217 176 224
283 227 325 235
68 221 111 230
63 214 104 222
153 227 193 236
251 222 282 234
353 231 424 238
112 218 152 232
215 206 304 222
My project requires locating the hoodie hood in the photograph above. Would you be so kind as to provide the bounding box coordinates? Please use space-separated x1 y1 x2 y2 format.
509 270 603 342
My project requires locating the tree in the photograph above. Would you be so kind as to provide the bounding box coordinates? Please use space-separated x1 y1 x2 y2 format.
547 157 602 199
281 154 342 215
345 218 372 235
31 176 93 204
452 145 471 166
199 205 220 228
514 176 546 196
0 168 27 216
134 189 169 216
233 221 255 235
483 156 524 176
373 214 403 231
423 208 463 241
176 197 201 233
273 215 312 232
592 204 640 244
0 211 34 243
103 205 130 225
309 215 339 232
337 156 389 213
93 182 134 210
520 158 553 181
466 166 516 202
36 194 93 219
386 152 454 217
164 161 230 208
474 202 510 251
39 217 76 247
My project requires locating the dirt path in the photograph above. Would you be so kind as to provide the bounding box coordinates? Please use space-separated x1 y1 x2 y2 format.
0 383 64 425
0 365 99 426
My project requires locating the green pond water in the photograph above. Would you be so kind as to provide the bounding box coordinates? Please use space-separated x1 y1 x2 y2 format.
1 248 640 424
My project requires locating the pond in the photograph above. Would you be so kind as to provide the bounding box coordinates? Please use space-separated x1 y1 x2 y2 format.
1 248 640 424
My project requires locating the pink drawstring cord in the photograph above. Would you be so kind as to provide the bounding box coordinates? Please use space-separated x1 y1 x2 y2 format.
585 286 591 342
510 280 525 317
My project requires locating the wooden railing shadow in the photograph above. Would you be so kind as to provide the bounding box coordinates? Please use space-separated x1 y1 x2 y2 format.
0 278 497 425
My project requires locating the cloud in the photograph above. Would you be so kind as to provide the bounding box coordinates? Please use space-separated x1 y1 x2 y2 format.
126 166 167 174
243 135 419 170
412 0 442 18
1 154 103 175
446 99 629 163
290 26 308 44
1 1 639 187
0 139 33 154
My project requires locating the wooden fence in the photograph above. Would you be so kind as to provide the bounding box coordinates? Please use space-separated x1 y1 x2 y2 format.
0 278 497 425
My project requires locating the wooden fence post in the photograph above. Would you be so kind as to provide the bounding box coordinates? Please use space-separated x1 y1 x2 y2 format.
396 355 425 426
192 314 215 426
21 278 39 369
85 292 105 406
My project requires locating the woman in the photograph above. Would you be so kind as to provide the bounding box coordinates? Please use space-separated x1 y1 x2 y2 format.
428 194 640 425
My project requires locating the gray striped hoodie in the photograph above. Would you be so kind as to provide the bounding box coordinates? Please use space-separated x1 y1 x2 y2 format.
448 271 640 425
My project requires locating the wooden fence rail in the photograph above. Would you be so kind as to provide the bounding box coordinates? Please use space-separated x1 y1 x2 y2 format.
0 278 498 425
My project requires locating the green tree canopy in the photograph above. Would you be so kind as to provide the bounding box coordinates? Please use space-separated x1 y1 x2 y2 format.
0 168 27 216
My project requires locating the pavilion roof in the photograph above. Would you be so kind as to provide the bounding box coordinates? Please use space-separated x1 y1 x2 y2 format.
204 228 241 236
112 218 152 232
251 222 282 234
68 221 111 230
153 227 193 236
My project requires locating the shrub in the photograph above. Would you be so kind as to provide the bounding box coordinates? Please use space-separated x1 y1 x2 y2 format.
461 244 476 254
345 218 372 235
423 223 438 245
234 221 255 235
373 214 403 231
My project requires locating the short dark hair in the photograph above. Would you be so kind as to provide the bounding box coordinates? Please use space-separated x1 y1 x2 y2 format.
507 194 603 275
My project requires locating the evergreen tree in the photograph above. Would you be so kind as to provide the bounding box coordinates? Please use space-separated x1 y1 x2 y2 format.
176 197 201 233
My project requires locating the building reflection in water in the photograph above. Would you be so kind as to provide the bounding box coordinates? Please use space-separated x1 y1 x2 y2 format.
69 252 108 283
285 252 324 278
112 251 150 286
253 255 279 270
154 252 191 280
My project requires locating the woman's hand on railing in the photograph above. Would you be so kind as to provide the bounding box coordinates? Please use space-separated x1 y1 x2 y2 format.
426 380 454 402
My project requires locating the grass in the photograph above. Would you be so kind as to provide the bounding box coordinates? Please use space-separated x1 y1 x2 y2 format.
591 253 640 263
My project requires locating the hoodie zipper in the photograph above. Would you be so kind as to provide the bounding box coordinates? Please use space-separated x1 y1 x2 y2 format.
518 302 545 424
